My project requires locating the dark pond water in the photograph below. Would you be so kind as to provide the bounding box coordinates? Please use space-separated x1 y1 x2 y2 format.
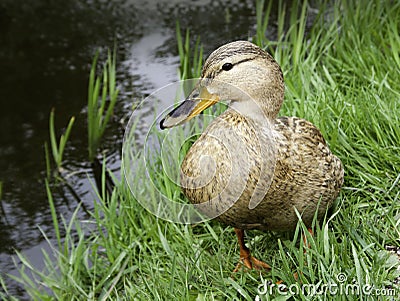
0 0 271 297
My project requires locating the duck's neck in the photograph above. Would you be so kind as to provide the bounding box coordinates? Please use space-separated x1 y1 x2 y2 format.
230 97 279 125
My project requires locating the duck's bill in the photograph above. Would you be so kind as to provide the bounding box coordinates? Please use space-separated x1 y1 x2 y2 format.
160 86 219 129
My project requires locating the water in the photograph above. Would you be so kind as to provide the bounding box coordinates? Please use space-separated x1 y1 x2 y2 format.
0 0 266 297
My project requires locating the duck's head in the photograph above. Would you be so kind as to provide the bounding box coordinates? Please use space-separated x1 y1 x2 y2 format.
160 40 284 129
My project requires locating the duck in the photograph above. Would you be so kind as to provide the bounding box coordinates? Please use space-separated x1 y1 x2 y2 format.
160 40 344 271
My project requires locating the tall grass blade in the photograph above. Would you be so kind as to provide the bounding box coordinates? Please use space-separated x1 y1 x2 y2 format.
87 48 119 162
48 109 75 172
45 179 61 250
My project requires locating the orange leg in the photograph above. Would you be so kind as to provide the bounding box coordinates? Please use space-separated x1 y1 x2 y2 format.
277 228 314 284
233 228 271 272
293 227 314 282
302 228 314 251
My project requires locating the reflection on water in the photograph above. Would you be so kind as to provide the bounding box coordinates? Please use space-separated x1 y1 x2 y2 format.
0 0 263 297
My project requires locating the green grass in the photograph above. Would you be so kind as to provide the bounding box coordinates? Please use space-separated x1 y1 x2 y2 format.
45 108 75 178
176 21 203 81
2 0 399 300
87 48 119 162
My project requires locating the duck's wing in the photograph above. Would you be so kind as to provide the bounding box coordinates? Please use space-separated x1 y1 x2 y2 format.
274 116 344 200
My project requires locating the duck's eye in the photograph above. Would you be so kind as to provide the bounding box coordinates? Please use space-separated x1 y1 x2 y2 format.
221 63 233 71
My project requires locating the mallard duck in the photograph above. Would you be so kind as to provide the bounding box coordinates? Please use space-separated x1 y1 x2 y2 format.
160 41 344 271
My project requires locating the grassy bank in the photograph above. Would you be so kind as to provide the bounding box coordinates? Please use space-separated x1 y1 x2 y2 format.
2 0 399 300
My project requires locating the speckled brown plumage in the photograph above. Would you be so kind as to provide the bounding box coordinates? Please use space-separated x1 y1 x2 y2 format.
161 40 344 270
181 112 343 231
